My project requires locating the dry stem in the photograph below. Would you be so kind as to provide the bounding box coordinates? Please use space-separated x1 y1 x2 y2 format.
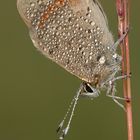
116 0 133 140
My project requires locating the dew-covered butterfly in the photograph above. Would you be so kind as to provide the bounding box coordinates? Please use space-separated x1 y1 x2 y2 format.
17 0 128 139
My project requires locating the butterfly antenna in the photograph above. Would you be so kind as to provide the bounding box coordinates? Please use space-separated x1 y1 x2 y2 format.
57 84 83 139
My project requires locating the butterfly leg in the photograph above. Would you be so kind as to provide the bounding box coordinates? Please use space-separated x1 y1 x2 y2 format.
106 73 131 110
113 27 129 49
106 82 126 110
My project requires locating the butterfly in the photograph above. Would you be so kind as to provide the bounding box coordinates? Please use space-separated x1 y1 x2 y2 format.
17 0 128 139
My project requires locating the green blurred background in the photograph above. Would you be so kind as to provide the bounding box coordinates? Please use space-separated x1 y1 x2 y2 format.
0 0 139 140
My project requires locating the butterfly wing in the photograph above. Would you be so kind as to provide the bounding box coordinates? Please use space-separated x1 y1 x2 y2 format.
17 0 116 83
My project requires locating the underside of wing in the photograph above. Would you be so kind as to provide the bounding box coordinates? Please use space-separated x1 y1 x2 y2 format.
17 0 115 83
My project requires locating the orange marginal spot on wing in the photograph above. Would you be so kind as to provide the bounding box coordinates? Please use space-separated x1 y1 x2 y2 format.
38 0 65 28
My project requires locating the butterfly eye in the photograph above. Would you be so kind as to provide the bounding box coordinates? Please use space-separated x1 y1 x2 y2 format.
84 83 93 93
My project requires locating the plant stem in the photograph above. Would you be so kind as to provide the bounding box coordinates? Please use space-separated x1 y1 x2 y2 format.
116 0 134 140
